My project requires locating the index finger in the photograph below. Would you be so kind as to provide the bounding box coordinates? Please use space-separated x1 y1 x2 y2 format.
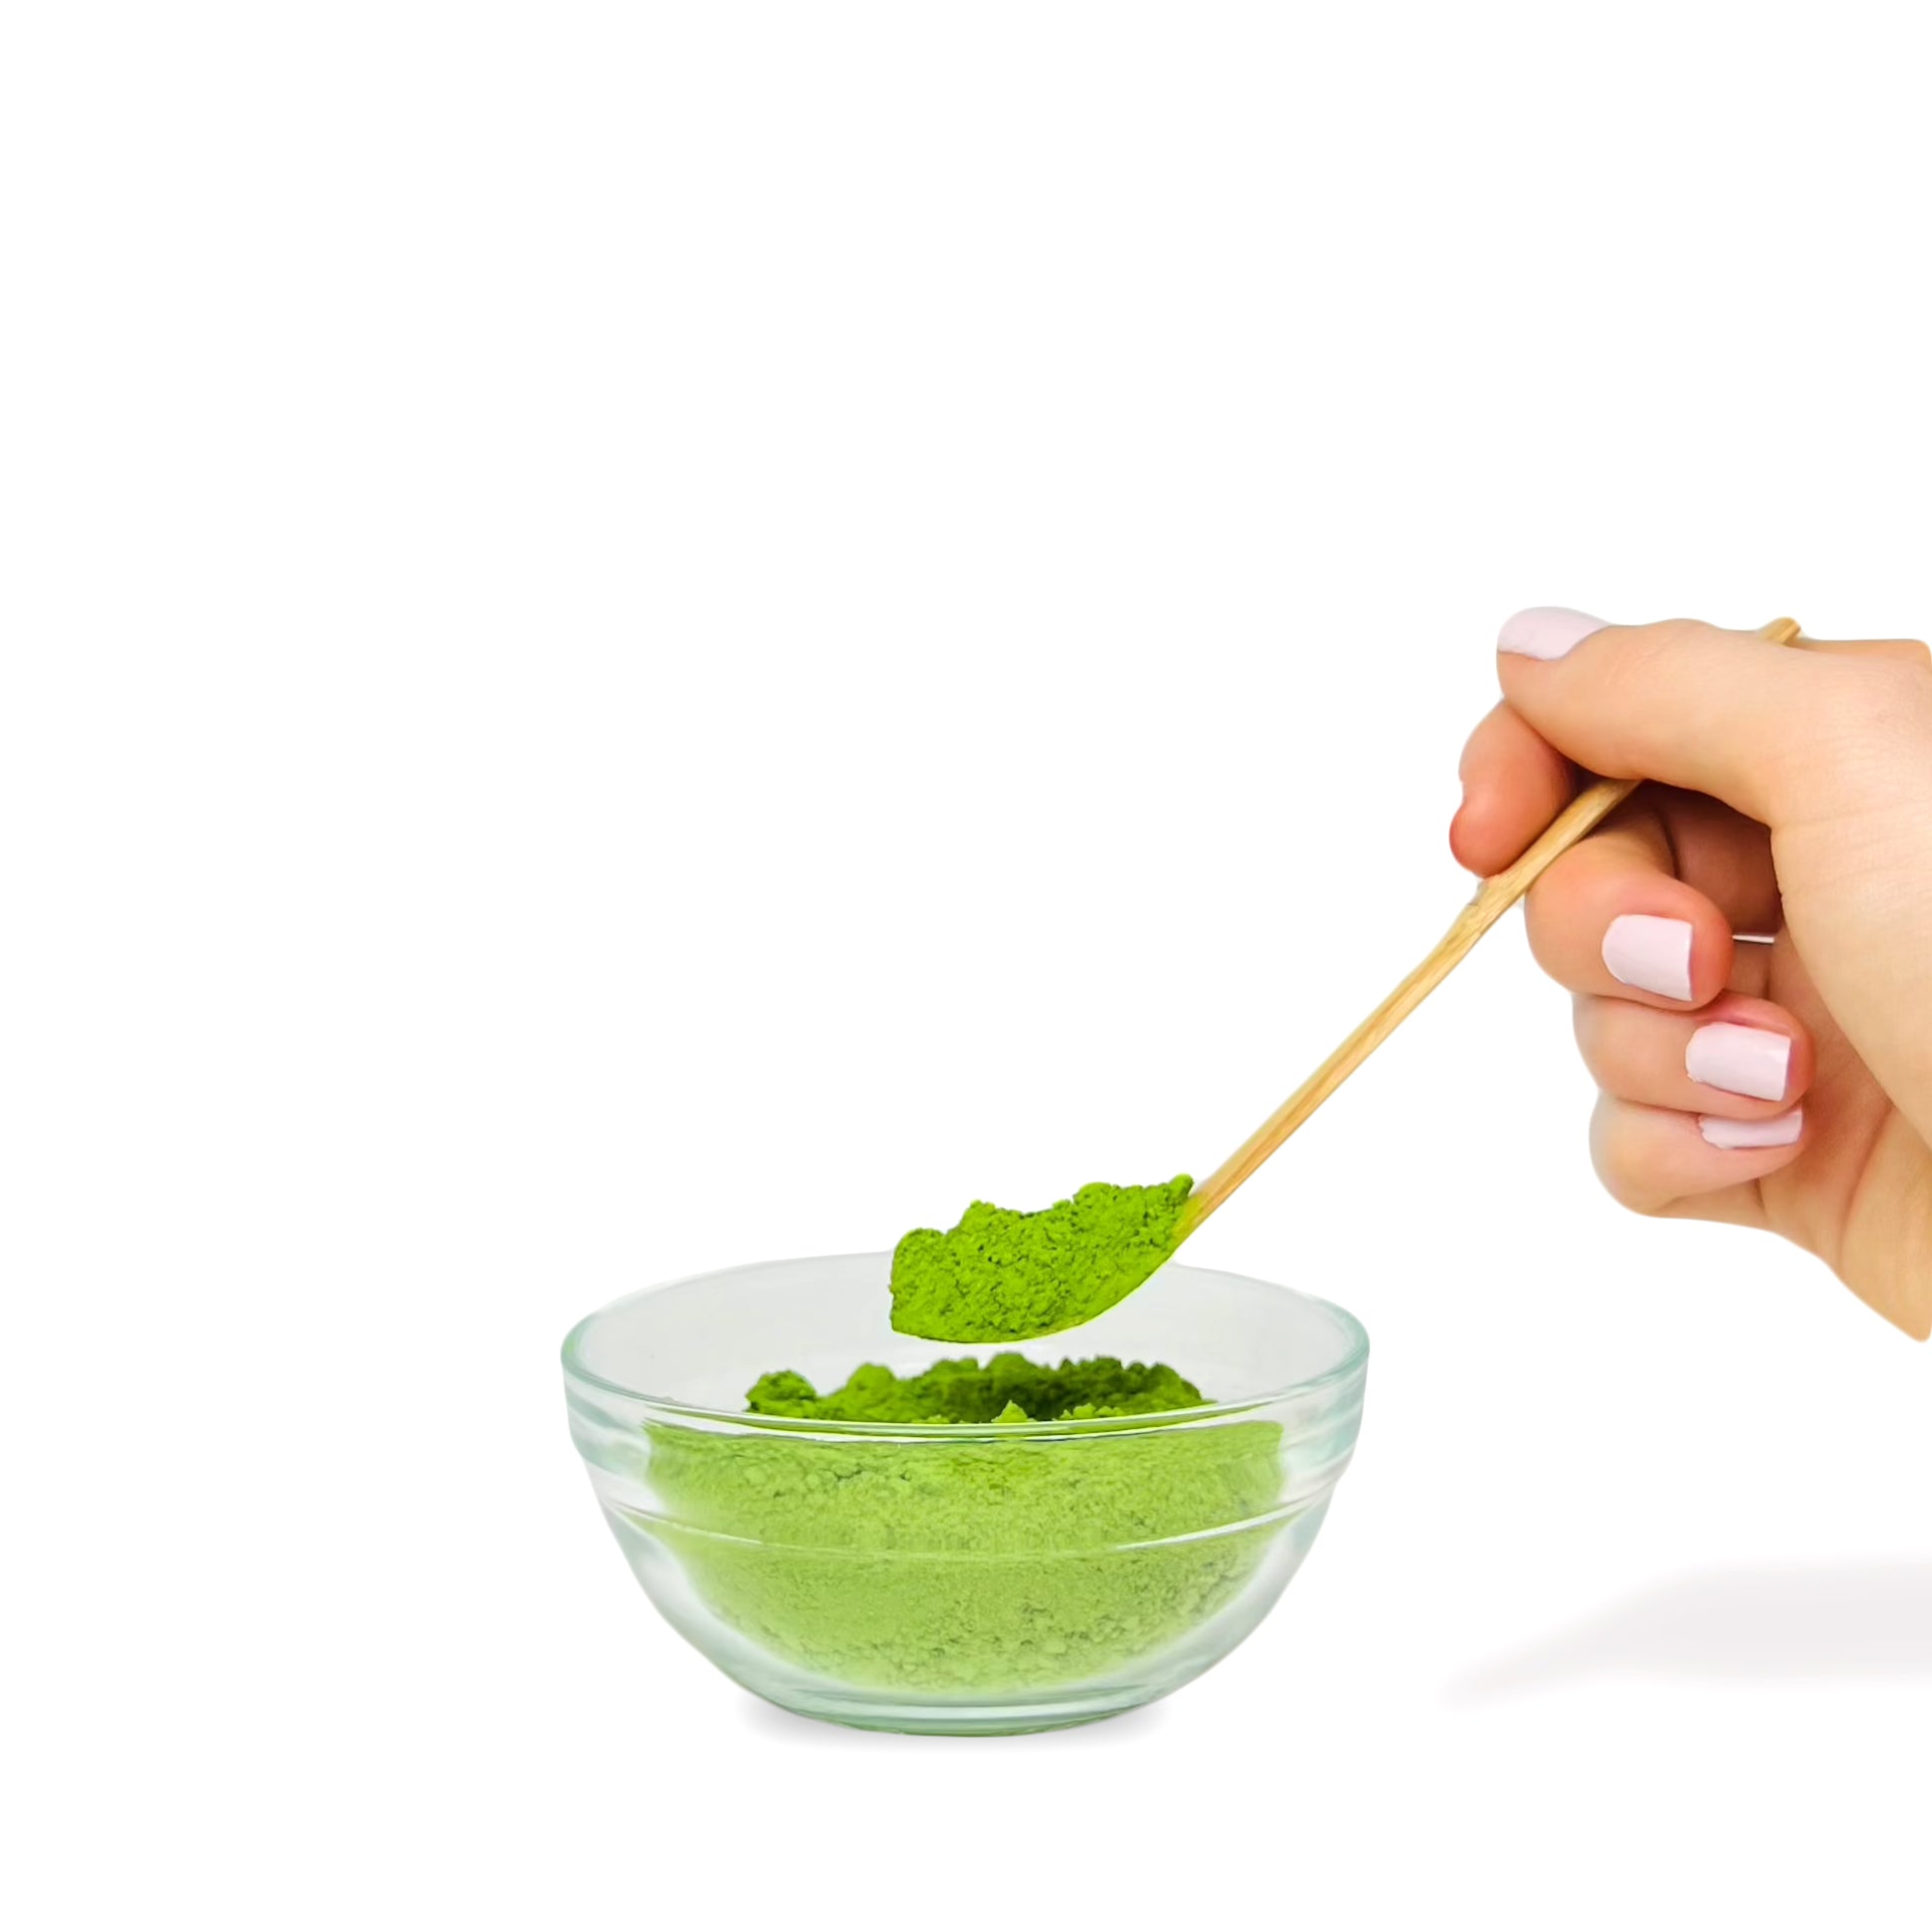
1450 700 1572 877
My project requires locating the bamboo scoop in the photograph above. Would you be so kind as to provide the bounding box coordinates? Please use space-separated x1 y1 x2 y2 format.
889 617 1803 1342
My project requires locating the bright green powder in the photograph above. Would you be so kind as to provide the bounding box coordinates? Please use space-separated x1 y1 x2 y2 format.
888 1175 1195 1342
745 1352 1206 1424
638 1357 1284 1693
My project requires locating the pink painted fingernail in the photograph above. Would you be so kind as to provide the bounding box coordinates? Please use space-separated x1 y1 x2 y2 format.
1497 608 1610 661
1686 1023 1791 1103
1699 1108 1803 1150
1603 913 1694 1001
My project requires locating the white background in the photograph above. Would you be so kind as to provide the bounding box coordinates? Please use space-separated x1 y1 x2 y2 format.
5 3 1929 1926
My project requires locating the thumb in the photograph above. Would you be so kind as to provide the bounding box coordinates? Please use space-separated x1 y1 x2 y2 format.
1494 610 1928 827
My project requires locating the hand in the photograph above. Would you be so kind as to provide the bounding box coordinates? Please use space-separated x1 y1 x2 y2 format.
1452 611 1932 1338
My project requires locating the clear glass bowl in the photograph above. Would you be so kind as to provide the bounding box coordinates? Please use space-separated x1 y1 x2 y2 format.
562 1253 1368 1735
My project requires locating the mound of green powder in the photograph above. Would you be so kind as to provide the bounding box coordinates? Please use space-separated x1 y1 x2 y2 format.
745 1353 1207 1425
638 1369 1286 1692
888 1175 1195 1343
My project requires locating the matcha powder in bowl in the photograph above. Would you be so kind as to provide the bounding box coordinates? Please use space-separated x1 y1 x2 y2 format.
564 1252 1368 1735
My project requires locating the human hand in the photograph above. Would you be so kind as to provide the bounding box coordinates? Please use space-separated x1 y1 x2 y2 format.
1452 611 1932 1337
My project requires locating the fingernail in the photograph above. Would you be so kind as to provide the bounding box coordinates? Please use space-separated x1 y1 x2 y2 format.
1699 1107 1803 1150
1603 913 1694 1001
1498 607 1610 661
1686 1023 1791 1103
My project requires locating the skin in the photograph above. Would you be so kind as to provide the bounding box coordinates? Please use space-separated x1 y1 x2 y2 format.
1451 616 1932 1339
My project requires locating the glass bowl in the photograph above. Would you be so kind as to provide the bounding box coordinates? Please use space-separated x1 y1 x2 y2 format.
562 1253 1368 1735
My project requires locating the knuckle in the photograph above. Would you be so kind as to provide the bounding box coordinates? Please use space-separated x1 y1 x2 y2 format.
1893 648 1932 727
1587 623 1690 718
1873 650 1932 697
1456 706 1500 781
1612 622 1680 676
1570 996 1610 1072
1599 1163 1667 1218
1645 616 1719 653
1589 1096 1670 1216
1829 656 1932 740
1521 892 1571 984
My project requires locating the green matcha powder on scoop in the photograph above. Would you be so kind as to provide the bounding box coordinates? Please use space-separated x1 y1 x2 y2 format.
888 1175 1195 1342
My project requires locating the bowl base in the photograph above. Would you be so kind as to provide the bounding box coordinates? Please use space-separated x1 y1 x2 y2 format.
746 1682 1160 1737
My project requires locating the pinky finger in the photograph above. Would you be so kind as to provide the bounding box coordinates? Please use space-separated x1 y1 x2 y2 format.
1589 1093 1806 1224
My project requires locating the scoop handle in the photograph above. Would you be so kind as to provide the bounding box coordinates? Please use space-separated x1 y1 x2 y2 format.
1181 616 1805 1232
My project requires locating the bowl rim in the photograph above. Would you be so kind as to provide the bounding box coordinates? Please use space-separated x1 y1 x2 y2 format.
560 1251 1370 1439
